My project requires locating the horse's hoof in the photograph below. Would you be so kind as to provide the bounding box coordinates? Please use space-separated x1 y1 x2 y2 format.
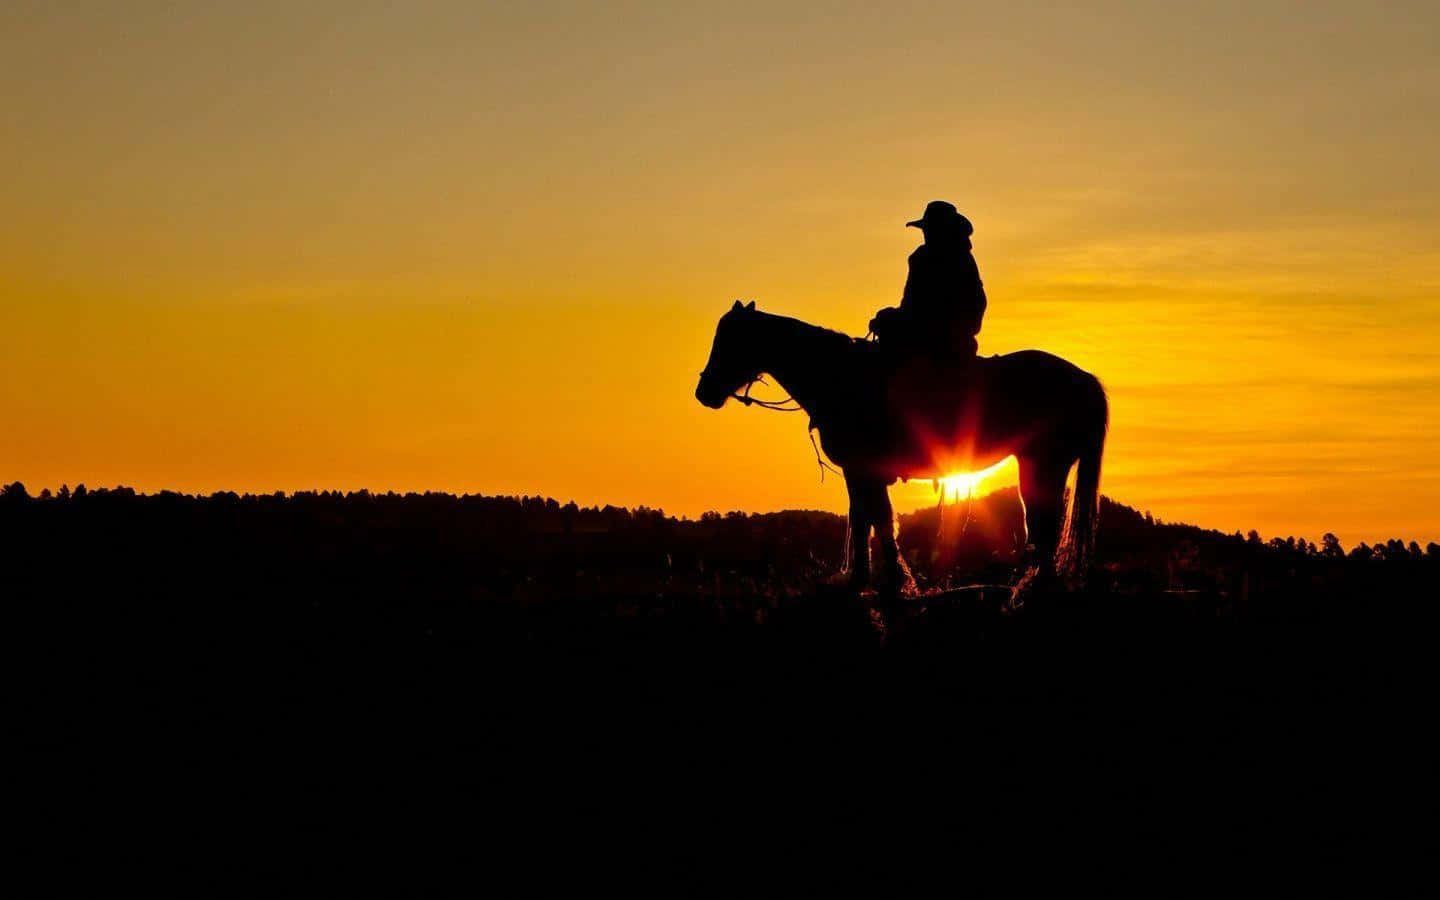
1004 567 1060 616
874 574 907 600
874 565 916 599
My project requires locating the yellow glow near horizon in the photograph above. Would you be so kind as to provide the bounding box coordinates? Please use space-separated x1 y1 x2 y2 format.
937 458 1017 504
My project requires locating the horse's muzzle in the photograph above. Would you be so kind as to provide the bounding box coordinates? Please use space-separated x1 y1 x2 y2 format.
695 380 728 409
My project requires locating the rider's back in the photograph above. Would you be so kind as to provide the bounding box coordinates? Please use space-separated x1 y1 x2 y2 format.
899 242 986 353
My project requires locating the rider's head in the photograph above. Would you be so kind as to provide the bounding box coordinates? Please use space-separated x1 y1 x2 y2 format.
906 200 973 246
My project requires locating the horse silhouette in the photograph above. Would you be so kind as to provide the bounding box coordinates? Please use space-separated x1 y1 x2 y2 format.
696 301 1108 600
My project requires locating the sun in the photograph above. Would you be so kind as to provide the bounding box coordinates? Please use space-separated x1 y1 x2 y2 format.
937 457 1015 502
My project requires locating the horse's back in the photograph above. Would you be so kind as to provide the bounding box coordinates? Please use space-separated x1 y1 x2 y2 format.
982 349 1102 402
979 349 1106 441
984 348 1094 381
860 346 1101 412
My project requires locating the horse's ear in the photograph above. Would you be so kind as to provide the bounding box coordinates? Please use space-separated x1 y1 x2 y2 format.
731 300 743 312
746 300 756 311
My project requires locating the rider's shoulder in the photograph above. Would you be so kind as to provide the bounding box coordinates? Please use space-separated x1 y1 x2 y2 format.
908 244 932 263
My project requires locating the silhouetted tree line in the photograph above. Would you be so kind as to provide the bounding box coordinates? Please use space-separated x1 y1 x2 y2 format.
3 480 1434 623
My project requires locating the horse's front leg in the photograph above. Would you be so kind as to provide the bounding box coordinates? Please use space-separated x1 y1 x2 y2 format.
846 477 913 595
844 475 874 589
865 481 914 596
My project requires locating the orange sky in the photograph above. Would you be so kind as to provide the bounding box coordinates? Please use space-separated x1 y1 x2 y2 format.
3 2 1438 545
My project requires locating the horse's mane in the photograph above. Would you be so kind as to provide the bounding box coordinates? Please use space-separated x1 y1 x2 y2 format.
753 309 863 356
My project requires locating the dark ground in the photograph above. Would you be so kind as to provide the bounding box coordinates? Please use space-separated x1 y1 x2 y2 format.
6 484 1434 889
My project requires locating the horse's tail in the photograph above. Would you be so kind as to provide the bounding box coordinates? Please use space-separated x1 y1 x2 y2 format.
1061 376 1108 581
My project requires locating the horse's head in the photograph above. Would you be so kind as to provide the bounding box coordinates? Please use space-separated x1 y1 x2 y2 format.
695 300 759 408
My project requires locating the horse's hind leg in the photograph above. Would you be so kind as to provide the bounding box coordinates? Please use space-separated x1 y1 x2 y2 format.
1007 455 1072 613
1016 455 1070 578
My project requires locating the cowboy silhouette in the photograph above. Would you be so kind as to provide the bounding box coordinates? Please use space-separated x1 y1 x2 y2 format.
869 200 986 359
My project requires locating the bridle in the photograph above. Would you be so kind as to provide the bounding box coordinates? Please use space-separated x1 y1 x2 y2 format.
697 367 801 411
730 376 803 412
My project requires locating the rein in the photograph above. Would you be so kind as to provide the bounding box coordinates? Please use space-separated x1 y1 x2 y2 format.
729 377 841 481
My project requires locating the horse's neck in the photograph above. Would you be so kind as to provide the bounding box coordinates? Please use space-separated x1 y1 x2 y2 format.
753 315 845 419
